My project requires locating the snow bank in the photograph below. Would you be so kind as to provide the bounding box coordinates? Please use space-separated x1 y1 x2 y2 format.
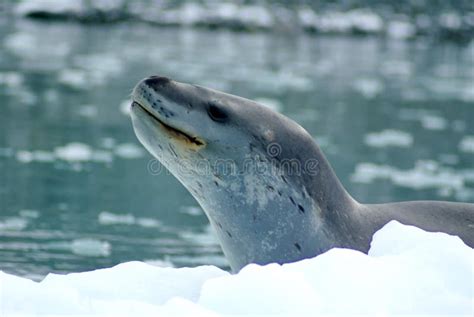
1 221 473 316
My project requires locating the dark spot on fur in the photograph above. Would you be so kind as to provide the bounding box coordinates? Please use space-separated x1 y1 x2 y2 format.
214 181 219 187
294 243 301 251
277 190 282 196
168 144 178 158
226 230 232 238
289 196 296 205
266 185 274 192
217 222 223 229
298 204 305 213
281 175 288 184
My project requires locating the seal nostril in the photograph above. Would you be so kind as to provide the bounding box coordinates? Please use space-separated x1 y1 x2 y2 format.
144 76 171 91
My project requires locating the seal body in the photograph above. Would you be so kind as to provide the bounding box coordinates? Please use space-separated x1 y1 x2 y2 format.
130 75 474 271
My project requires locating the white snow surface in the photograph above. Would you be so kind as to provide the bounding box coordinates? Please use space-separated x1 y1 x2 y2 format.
1 221 473 316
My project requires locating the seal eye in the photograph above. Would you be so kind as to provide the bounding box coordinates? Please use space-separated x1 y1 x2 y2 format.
207 104 228 122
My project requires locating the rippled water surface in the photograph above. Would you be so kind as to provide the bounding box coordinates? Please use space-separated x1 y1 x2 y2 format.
0 16 473 279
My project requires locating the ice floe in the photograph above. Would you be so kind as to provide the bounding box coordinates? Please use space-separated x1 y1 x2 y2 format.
1 221 472 316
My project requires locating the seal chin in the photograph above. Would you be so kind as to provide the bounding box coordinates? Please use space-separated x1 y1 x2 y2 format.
131 101 205 149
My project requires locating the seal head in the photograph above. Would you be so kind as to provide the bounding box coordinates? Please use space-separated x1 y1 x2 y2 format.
131 76 360 270
131 75 474 271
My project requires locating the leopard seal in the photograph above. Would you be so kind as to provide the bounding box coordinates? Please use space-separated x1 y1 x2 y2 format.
130 75 474 271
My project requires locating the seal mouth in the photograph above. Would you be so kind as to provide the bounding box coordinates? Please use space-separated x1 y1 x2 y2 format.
132 101 205 147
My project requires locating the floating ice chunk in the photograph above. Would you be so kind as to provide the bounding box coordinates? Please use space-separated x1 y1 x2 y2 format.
349 9 383 33
15 0 84 17
439 12 462 30
459 136 474 153
180 225 220 247
461 85 474 102
4 32 39 56
239 5 274 28
98 211 135 225
98 211 161 228
74 54 124 77
100 137 116 149
351 162 393 184
315 9 383 34
180 206 202 216
71 238 111 257
58 69 88 89
15 146 112 164
353 78 383 99
5 31 71 62
114 143 144 159
169 254 229 268
135 217 161 228
317 11 352 33
420 115 447 130
298 7 319 29
387 20 416 39
0 72 24 87
0 217 28 231
19 209 40 219
364 130 413 148
144 259 175 268
55 143 92 162
16 150 34 163
351 160 464 190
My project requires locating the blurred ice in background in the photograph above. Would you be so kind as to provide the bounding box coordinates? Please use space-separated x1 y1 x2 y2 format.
0 0 473 279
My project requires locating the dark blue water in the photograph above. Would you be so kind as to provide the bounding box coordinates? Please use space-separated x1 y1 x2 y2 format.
0 15 473 280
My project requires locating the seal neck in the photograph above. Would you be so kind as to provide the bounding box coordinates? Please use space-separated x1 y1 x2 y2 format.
186 139 359 271
306 144 357 218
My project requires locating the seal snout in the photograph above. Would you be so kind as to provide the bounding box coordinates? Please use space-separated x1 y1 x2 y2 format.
144 75 172 92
